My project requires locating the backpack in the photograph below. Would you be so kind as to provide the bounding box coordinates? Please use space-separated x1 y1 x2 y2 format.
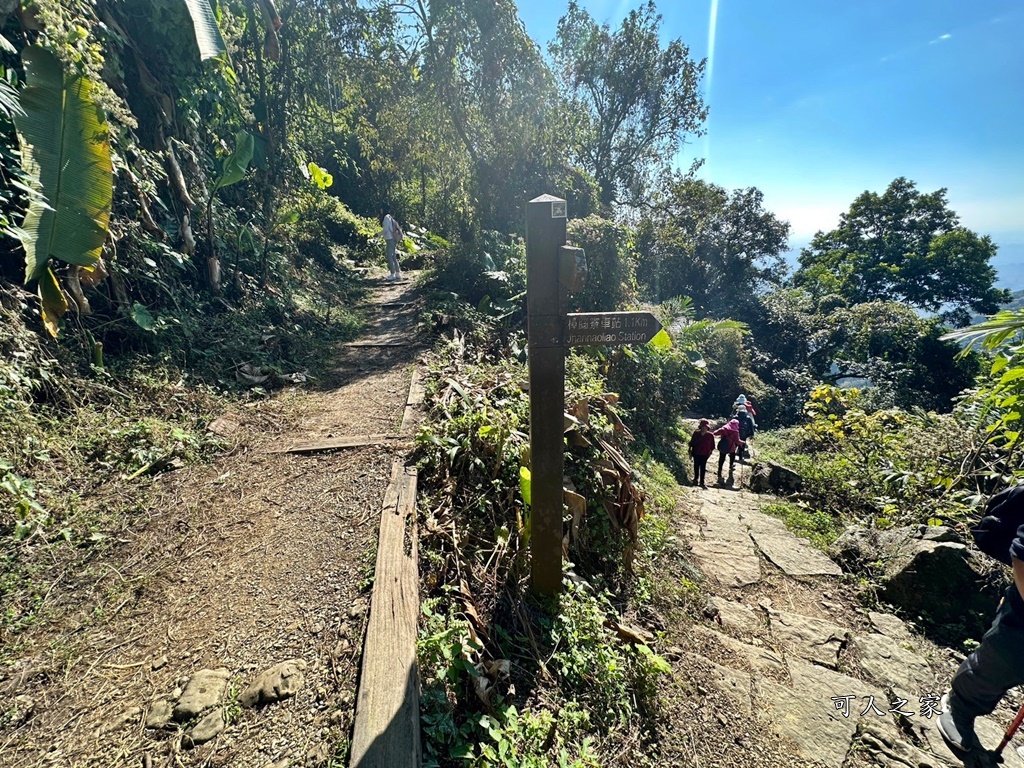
971 485 1024 566
391 217 403 242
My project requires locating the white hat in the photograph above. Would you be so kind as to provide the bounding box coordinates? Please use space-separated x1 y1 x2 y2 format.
735 394 747 404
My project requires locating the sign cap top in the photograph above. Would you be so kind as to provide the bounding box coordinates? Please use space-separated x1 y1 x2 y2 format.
529 194 566 204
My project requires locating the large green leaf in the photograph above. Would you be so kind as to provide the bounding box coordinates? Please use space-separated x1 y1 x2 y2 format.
13 46 112 282
213 131 254 192
183 0 228 61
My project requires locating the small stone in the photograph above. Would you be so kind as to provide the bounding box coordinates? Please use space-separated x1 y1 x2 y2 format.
145 700 173 729
305 742 329 763
12 695 34 725
152 655 168 671
184 708 225 748
173 669 231 722
240 660 307 708
121 706 141 724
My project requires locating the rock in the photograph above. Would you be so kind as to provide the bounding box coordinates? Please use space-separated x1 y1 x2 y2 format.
173 669 230 722
756 679 857 768
682 653 752 716
707 597 762 635
748 463 772 494
690 504 761 587
879 540 1000 632
759 658 901 768
145 700 173 728
856 725 950 768
151 655 168 671
206 414 240 437
690 536 761 587
768 609 849 669
916 524 960 543
11 694 34 725
828 525 885 572
184 708 225 748
851 633 936 692
746 511 843 577
868 611 913 642
691 625 788 679
748 461 803 494
240 659 307 708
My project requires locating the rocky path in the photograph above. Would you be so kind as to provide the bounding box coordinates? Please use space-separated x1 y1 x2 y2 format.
0 276 423 767
680 484 1024 768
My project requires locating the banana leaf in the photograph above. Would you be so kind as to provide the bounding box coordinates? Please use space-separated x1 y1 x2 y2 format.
183 0 228 61
12 46 112 283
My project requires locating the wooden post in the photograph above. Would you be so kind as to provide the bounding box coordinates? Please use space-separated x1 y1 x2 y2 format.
526 194 568 595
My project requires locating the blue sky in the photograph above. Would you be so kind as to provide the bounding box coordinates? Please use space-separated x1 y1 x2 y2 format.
516 0 1024 265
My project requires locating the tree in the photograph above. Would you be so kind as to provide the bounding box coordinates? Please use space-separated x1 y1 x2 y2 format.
550 1 706 208
813 301 980 411
794 177 1010 326
392 0 571 234
637 175 790 320
567 215 636 312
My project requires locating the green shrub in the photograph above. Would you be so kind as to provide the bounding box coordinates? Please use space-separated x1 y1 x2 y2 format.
566 216 636 313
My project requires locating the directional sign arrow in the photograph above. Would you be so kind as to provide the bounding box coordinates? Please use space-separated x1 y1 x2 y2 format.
564 311 663 347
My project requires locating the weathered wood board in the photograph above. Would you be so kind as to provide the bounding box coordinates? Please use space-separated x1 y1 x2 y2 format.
349 460 421 768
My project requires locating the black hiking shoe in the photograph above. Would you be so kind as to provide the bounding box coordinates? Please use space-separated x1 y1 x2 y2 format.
938 693 984 755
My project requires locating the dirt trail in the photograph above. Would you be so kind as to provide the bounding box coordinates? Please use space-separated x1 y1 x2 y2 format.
0 276 423 768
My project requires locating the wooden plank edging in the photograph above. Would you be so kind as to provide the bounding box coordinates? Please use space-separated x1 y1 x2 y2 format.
349 461 421 767
350 363 425 768
269 434 406 454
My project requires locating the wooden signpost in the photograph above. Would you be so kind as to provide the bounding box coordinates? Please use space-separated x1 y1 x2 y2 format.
525 195 664 595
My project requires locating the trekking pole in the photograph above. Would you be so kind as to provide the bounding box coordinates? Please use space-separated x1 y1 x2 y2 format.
995 700 1024 756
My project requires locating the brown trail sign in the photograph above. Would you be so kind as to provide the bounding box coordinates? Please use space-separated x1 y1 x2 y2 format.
525 194 666 596
565 311 662 347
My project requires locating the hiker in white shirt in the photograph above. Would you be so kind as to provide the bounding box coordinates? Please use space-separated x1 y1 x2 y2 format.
381 205 403 282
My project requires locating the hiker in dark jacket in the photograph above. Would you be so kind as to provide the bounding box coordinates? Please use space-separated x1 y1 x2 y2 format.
938 486 1024 764
688 419 715 489
735 405 756 460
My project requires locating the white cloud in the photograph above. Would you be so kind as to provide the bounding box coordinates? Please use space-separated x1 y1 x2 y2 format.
929 33 952 44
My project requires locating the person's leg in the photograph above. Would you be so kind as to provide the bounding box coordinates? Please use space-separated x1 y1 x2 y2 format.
941 587 1024 751
697 456 708 487
717 451 726 479
692 457 700 486
385 239 399 278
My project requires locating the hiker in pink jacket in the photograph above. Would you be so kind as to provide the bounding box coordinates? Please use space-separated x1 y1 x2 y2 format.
712 418 745 481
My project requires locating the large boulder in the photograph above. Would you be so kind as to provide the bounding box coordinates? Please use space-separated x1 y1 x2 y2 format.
879 539 997 626
748 461 803 495
827 524 963 574
829 524 1003 644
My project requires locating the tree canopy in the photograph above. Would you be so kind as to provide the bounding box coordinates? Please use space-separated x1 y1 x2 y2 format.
549 1 706 208
794 177 1009 326
638 175 790 320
